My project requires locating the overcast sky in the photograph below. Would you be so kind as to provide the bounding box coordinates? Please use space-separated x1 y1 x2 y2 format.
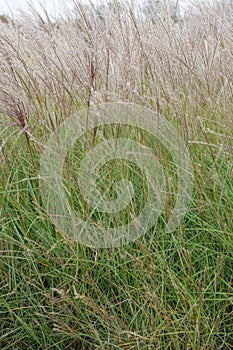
0 0 74 18
0 0 194 18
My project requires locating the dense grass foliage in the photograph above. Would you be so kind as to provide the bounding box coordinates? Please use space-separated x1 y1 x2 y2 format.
1 1 233 349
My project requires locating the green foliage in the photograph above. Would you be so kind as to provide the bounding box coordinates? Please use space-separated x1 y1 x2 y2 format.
0 15 9 24
0 1 233 349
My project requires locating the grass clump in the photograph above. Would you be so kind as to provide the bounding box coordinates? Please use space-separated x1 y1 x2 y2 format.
0 1 233 349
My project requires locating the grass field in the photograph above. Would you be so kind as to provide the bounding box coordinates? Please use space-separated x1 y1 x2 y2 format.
0 1 233 349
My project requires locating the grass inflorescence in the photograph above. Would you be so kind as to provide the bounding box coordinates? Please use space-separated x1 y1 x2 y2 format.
0 1 233 349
